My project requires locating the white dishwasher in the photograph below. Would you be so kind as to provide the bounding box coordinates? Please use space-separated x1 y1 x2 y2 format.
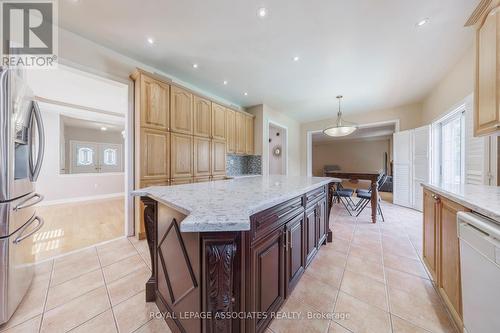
458 212 500 333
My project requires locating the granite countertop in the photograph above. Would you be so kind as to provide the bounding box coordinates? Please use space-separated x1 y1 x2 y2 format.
133 175 340 232
422 182 500 222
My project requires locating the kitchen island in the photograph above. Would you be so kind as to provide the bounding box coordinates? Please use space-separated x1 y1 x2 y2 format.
133 176 338 333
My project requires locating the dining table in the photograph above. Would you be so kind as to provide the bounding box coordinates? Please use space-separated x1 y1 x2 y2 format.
324 170 383 223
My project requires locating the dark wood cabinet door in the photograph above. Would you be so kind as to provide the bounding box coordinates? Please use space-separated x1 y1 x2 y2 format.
285 213 305 294
249 226 286 333
316 197 327 248
305 207 318 266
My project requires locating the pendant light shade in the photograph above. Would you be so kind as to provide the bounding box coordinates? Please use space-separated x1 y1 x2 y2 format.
323 95 358 137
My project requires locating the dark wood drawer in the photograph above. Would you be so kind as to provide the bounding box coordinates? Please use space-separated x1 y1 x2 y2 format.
305 186 326 207
250 196 304 244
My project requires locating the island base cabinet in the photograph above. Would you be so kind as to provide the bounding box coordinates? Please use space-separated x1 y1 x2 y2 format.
285 213 305 294
248 227 286 333
140 184 331 333
422 189 470 332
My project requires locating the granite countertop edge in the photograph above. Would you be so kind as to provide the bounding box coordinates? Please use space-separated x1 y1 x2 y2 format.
133 176 340 232
422 183 500 223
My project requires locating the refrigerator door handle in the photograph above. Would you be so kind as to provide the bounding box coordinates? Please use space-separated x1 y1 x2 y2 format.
14 192 44 211
29 101 45 182
13 215 44 244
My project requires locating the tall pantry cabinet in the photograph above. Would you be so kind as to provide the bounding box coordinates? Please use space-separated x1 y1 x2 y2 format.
131 69 255 238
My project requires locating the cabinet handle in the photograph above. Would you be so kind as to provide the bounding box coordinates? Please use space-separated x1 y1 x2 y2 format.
283 231 288 250
289 231 293 249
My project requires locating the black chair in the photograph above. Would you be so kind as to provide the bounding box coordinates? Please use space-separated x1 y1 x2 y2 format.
354 175 388 222
333 183 357 216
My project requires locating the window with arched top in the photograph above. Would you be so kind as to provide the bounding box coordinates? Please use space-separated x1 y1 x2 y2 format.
103 148 117 166
77 147 94 166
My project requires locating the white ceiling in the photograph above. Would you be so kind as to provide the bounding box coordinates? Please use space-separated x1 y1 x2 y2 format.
59 0 479 122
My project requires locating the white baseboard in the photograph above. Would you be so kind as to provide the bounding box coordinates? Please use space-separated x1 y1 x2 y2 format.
38 192 125 207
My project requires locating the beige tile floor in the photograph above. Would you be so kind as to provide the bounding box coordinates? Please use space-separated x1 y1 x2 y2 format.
0 200 457 333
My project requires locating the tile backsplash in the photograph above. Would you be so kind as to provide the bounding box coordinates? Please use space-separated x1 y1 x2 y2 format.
226 154 262 176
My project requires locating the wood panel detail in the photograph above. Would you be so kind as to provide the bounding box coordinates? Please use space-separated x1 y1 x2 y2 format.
206 242 237 333
212 140 227 176
226 109 236 154
142 196 157 302
171 133 193 179
212 103 227 140
245 115 254 155
194 137 211 177
140 75 170 131
194 96 212 138
140 129 170 180
171 86 193 135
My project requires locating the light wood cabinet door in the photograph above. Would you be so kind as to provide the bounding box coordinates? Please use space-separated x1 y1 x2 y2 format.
194 137 211 177
474 4 500 136
438 197 469 327
235 112 246 154
171 178 193 185
140 129 170 180
194 177 210 183
193 95 211 138
245 115 254 155
211 139 226 176
170 86 193 135
423 189 439 281
211 103 226 140
171 133 193 179
140 75 170 131
226 109 236 154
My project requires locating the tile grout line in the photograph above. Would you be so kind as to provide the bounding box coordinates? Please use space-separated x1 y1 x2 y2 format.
329 210 355 331
378 220 395 333
95 246 121 333
37 259 55 333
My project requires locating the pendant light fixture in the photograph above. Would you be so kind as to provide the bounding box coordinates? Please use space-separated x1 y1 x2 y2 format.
323 95 358 137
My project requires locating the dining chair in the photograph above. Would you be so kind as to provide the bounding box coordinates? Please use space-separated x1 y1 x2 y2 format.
354 174 388 221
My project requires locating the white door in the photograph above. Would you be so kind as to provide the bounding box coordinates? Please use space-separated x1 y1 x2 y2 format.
413 125 431 211
393 130 413 208
70 141 99 174
99 143 123 173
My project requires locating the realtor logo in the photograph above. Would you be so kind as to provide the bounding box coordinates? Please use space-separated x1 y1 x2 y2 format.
1 0 58 68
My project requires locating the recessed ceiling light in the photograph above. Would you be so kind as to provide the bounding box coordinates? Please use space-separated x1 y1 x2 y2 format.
100 127 107 131
257 7 267 18
146 37 155 45
416 18 430 27
244 92 248 96
223 80 228 85
192 63 199 69
293 56 300 62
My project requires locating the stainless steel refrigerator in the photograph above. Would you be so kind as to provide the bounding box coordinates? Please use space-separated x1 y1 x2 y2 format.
0 66 45 324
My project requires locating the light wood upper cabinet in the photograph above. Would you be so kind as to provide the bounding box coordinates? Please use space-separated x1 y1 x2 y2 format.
212 139 226 176
235 112 246 154
211 103 227 140
226 109 236 154
468 1 500 136
438 197 468 328
170 86 193 135
140 129 170 180
245 115 254 155
171 133 193 179
194 136 211 177
423 189 438 281
193 96 211 138
139 75 170 131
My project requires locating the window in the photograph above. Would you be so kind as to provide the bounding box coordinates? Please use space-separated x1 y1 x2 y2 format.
103 148 117 166
433 110 465 185
77 147 94 166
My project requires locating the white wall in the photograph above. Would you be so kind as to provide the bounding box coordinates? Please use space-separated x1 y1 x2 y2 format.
247 104 302 176
269 125 284 175
37 110 124 204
